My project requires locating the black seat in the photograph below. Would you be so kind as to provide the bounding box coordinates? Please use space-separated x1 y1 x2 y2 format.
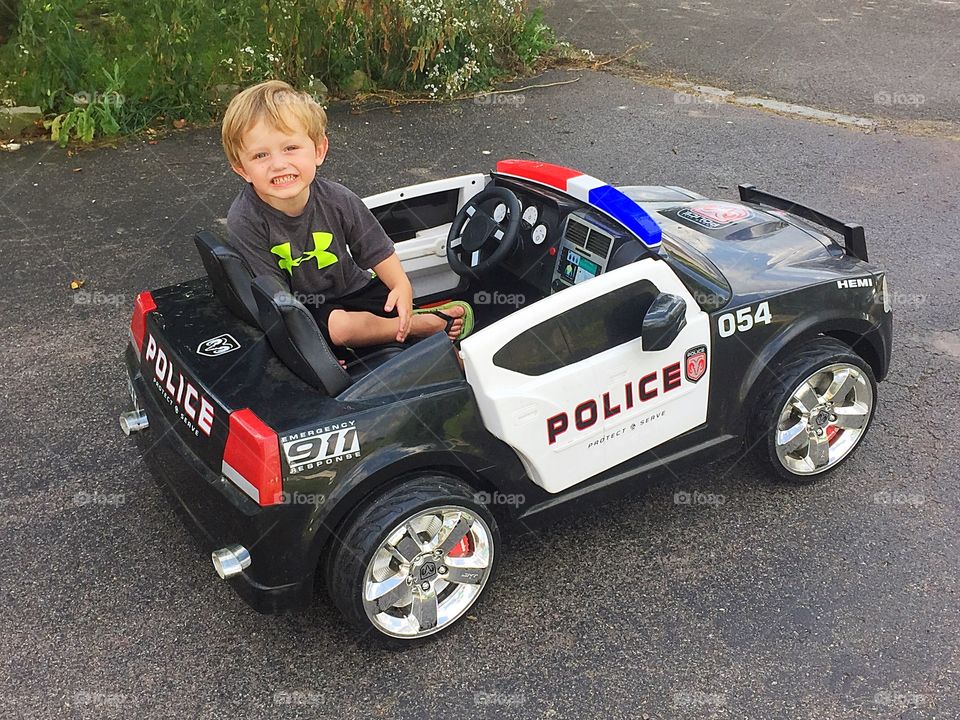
194 231 260 327
250 275 353 395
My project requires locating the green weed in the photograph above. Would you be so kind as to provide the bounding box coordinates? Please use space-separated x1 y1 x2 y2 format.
0 0 555 145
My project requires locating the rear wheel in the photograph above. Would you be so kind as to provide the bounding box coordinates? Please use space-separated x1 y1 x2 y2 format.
327 475 499 642
753 339 877 482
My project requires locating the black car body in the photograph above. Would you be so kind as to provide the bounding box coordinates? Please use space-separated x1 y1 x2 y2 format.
122 160 892 627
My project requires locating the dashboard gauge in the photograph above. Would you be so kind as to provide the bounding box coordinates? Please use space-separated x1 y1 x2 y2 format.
522 205 539 226
493 203 507 223
531 224 548 245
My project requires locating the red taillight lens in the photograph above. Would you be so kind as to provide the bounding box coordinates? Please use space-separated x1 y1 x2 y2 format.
130 291 157 358
222 409 283 506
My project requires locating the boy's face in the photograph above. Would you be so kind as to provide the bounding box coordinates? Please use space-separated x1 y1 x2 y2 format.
231 119 328 214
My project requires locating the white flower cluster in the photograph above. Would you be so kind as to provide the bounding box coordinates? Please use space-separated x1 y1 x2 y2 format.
423 46 481 98
404 0 446 26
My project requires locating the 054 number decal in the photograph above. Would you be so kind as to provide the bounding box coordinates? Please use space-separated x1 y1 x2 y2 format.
718 301 772 338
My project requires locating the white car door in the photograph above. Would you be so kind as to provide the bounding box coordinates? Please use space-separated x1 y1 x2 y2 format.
363 174 486 300
460 258 711 494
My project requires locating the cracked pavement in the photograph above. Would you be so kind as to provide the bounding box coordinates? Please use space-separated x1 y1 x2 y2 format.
1 30 958 720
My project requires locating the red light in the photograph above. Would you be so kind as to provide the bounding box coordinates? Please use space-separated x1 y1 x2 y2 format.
496 159 581 191
223 409 283 506
548 246 557 256
130 291 157 358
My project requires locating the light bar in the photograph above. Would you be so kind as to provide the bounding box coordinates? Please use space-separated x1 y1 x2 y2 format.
495 160 663 248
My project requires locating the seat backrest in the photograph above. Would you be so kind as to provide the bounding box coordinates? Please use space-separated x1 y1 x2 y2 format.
194 231 260 327
250 275 351 395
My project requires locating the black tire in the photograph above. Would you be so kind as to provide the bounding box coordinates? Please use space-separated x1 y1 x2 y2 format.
326 474 500 644
751 338 877 483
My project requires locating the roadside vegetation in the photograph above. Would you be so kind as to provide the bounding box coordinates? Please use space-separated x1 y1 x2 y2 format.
0 0 553 146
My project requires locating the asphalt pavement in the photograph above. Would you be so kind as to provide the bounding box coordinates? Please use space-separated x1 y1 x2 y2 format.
1 65 959 719
535 0 960 124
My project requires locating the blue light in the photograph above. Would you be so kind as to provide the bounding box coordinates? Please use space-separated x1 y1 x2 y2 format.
588 185 663 247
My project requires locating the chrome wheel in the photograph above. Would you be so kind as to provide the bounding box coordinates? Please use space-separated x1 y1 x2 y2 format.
362 506 494 639
775 362 874 476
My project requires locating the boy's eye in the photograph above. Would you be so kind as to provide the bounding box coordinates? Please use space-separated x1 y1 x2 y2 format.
253 152 268 159
285 145 299 151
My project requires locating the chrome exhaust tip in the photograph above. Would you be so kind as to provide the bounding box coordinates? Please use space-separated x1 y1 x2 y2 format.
212 544 251 579
119 409 149 436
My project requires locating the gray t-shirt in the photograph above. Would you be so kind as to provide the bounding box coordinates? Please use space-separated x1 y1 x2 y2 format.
226 176 396 300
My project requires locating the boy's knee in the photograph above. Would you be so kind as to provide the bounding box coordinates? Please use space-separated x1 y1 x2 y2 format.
326 309 352 346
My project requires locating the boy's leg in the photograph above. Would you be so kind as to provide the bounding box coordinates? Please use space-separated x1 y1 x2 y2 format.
326 309 399 347
327 308 465 347
331 279 465 345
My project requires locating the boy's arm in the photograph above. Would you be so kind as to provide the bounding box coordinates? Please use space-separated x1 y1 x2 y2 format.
338 188 412 341
373 253 413 343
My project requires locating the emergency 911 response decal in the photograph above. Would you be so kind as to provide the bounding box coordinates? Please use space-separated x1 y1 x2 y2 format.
281 421 361 475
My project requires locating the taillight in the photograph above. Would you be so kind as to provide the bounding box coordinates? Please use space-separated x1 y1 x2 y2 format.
222 409 283 506
130 291 157 358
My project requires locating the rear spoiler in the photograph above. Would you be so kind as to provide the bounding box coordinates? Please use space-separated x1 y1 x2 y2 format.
738 184 868 262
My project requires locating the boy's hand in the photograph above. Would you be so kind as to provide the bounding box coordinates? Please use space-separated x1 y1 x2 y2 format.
384 280 413 342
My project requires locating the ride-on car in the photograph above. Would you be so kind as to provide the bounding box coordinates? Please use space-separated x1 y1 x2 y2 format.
121 160 892 641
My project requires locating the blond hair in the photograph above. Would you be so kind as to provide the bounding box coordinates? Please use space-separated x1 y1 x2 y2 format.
221 80 327 168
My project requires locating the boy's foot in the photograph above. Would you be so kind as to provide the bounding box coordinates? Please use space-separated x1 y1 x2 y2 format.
410 304 466 340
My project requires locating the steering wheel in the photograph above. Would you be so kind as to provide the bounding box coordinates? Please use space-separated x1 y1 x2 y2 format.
446 186 521 277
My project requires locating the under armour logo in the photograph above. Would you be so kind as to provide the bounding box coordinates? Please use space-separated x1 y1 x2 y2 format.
271 231 339 274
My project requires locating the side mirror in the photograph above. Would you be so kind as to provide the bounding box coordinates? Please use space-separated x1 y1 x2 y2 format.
642 293 687 351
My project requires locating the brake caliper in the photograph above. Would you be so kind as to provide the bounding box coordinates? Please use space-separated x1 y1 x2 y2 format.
447 534 474 558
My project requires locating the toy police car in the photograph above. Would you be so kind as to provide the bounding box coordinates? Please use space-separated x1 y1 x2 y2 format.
121 160 892 641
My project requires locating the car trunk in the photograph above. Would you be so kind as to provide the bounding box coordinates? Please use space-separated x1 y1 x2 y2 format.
127 277 350 504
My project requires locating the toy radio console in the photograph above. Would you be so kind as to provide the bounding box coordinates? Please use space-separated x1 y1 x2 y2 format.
551 215 616 292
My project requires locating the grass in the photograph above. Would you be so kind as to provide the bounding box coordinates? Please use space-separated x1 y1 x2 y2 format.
0 0 554 146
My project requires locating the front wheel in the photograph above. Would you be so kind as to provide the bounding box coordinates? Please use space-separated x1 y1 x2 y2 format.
327 476 499 642
753 339 877 482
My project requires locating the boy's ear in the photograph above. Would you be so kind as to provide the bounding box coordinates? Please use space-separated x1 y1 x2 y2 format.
315 135 329 166
231 164 252 183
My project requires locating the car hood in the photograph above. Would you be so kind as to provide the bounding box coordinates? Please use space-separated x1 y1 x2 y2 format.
618 187 856 303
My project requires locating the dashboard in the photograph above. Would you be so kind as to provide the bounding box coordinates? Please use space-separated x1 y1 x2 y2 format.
487 175 639 295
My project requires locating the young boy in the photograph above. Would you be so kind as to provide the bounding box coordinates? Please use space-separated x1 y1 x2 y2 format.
221 79 470 349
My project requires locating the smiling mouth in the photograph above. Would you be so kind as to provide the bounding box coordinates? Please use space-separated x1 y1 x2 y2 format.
271 174 298 186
